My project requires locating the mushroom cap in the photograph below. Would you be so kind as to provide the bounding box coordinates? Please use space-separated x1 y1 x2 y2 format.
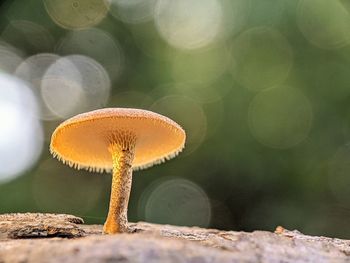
50 108 186 172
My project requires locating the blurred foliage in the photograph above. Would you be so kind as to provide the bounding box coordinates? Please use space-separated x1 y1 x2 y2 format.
1 0 350 239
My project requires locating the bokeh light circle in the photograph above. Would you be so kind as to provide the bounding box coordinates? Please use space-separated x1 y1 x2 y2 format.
41 56 84 119
155 0 223 50
0 73 43 183
41 55 110 119
297 0 350 49
140 178 211 227
1 20 54 54
44 0 110 30
67 55 111 110
248 86 313 149
15 53 60 120
231 27 293 91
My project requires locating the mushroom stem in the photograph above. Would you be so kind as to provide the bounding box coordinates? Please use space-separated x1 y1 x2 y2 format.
103 141 135 234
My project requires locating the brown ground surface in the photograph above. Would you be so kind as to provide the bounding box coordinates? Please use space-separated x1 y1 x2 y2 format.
0 213 349 263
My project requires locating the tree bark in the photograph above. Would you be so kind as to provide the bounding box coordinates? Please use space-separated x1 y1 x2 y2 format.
0 213 349 263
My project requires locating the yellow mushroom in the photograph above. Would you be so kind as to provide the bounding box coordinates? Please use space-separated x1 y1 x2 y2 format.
50 108 186 234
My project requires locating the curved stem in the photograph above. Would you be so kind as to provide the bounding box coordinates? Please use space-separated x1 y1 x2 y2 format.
103 143 135 234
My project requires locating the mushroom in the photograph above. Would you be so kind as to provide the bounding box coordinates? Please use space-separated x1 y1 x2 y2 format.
50 108 186 234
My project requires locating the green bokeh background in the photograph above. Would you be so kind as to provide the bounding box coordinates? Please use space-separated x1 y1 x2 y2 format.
1 0 350 239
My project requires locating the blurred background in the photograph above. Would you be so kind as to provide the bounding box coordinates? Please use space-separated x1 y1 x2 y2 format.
1 0 350 238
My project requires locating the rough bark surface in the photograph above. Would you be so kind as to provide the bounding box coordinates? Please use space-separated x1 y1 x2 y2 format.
0 213 349 263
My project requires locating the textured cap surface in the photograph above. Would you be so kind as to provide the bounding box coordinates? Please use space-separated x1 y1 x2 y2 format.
50 108 186 172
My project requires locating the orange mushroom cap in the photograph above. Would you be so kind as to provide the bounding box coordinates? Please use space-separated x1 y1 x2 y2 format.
50 108 186 172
